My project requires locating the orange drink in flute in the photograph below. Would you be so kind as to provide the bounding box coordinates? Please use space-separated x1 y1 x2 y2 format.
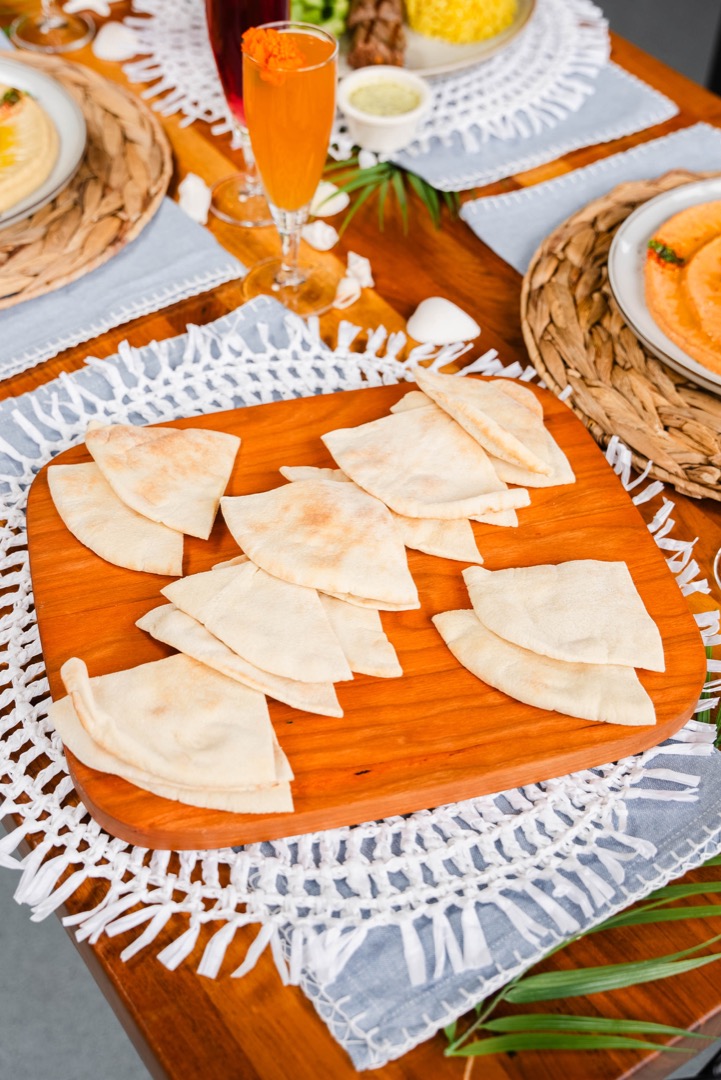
242 22 341 315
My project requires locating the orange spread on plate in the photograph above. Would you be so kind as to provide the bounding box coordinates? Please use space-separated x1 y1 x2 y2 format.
645 200 721 376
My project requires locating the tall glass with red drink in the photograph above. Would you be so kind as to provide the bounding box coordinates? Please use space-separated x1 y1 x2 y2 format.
206 0 289 227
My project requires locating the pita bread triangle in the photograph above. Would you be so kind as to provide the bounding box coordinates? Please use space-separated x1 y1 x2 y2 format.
50 694 293 813
463 562 665 672
59 654 279 789
85 420 240 539
318 594 402 678
321 407 529 520
137 603 343 716
279 465 484 562
48 462 184 576
221 479 420 608
161 560 353 684
413 367 553 476
390 390 573 489
433 609 655 726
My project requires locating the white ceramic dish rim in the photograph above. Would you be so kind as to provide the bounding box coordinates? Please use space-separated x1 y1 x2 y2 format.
0 55 87 230
338 0 536 79
607 175 721 396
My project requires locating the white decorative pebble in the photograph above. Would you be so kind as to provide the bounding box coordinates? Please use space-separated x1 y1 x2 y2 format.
178 173 212 226
347 251 374 288
406 297 481 345
358 149 378 170
91 21 140 60
333 276 362 310
65 0 111 14
301 220 339 251
311 181 350 217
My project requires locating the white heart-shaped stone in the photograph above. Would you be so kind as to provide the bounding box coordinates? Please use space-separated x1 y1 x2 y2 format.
91 21 140 60
177 173 212 225
406 297 481 345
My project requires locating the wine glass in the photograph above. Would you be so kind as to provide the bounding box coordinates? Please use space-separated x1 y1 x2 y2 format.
242 21 342 315
206 0 288 228
10 1 94 52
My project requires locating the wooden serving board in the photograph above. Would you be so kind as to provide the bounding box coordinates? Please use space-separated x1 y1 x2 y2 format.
27 381 707 850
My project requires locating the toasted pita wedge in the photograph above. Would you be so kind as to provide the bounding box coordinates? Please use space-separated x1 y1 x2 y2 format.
48 462 183 576
463 562 665 672
433 609 655 726
318 594 402 677
50 694 293 813
60 654 278 789
85 420 240 539
137 603 344 716
391 381 544 419
221 479 419 608
162 561 352 684
413 368 552 475
280 464 484 561
322 408 529 520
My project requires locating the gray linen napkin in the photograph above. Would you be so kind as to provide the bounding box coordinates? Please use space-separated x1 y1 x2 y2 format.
0 197 244 379
392 63 677 192
460 122 721 272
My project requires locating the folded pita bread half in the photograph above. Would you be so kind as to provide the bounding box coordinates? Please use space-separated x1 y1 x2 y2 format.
402 375 573 487
280 464 484 561
322 408 530 520
48 462 183 576
50 694 293 813
463 562 665 672
221 479 419 608
433 609 655 726
318 594 402 677
162 561 352 684
85 420 240 539
413 368 553 476
137 603 343 717
60 654 279 789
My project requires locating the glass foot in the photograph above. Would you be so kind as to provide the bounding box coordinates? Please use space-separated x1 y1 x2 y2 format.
9 11 94 52
242 257 342 317
210 175 274 228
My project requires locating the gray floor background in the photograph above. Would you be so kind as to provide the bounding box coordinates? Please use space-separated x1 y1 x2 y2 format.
2 5 721 1080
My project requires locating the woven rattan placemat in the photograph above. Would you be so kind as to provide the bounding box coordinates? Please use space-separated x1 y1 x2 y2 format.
520 170 721 502
0 53 172 310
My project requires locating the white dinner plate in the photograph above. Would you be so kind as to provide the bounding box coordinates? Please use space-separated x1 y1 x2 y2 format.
0 55 87 230
607 176 721 396
340 0 535 79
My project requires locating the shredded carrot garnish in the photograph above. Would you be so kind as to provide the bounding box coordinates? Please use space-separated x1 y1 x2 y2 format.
242 27 306 71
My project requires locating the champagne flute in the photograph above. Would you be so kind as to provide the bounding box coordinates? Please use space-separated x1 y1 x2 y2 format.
242 21 341 315
206 0 288 228
10 0 94 52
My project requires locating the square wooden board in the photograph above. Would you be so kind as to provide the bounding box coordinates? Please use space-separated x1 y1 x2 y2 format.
27 380 707 850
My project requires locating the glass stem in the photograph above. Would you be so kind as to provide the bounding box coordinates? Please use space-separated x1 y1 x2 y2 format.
271 207 309 289
239 126 263 196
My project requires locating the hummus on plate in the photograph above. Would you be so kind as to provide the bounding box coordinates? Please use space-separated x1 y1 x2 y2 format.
0 85 59 215
644 200 721 376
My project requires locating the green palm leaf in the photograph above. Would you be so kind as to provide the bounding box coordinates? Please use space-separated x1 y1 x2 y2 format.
593 904 721 932
447 1033 692 1057
504 951 721 1004
482 1013 711 1039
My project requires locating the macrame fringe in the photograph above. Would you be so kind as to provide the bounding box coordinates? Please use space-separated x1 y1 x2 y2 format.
0 303 718 999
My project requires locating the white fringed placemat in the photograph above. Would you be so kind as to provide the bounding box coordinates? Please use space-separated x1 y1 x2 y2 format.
1 296 719 1071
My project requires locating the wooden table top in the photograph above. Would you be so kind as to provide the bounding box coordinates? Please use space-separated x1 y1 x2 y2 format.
2 8 721 1080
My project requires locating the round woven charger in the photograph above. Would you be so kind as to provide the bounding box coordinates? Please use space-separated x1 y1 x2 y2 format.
0 53 172 310
520 170 721 502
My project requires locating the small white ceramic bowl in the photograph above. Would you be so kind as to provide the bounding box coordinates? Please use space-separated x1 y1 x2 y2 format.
337 66 432 153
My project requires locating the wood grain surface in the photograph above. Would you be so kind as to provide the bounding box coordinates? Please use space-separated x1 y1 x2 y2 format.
2 9 721 1080
28 381 706 849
